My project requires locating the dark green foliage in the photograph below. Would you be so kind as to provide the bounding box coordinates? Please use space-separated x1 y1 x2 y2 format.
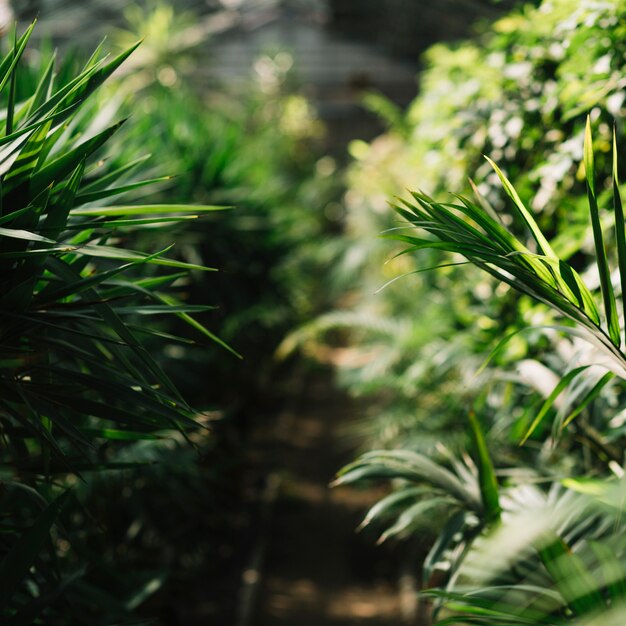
0 25 229 623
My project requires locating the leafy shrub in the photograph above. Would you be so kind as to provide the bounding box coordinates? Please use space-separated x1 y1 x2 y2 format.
283 0 626 621
0 6 342 622
289 0 626 453
0 24 228 623
359 118 626 625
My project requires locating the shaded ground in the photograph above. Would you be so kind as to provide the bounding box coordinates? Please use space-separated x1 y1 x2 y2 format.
136 366 409 626
248 367 406 626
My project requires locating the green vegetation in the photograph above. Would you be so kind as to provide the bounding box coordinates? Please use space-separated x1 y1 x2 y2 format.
370 123 626 623
300 0 626 623
108 2 339 407
0 23 234 624
6 0 626 623
0 6 338 623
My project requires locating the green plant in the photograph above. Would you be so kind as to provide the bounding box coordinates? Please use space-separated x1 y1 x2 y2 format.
390 117 625 431
347 118 626 625
0 24 229 623
309 0 626 466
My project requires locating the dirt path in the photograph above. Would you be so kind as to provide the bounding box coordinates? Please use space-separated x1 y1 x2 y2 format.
247 368 406 626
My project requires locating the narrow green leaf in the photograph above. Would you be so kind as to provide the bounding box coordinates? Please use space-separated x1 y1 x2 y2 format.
64 242 217 272
71 204 230 217
5 28 18 137
81 38 107 72
80 154 151 192
433 603 544 625
93 304 217 315
156 292 242 358
78 428 164 441
0 226 56 244
612 127 626 346
378 497 449 543
520 365 589 445
358 487 426 530
73 176 172 204
560 371 614 429
558 259 601 325
28 120 125 196
4 119 52 184
468 411 500 524
65 216 200 229
485 156 556 258
40 161 85 240
585 116 620 347
0 205 30 225
23 51 56 119
0 22 35 97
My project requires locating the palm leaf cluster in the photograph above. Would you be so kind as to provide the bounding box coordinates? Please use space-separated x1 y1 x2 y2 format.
340 117 626 625
328 0 626 496
389 118 626 380
0 24 228 622
425 480 626 625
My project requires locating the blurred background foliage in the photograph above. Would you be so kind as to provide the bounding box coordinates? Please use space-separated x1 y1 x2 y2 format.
0 2 343 624
103 0 343 410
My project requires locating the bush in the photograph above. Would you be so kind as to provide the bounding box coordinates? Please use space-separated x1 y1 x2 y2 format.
287 1 626 621
291 0 626 454
0 24 228 624
356 118 626 625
